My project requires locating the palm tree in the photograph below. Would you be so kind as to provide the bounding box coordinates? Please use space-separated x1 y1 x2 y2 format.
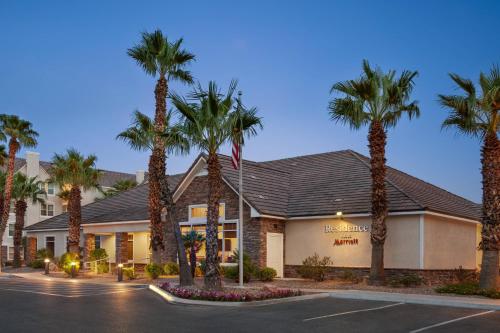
172 80 262 289
117 110 193 286
439 65 500 289
0 115 38 271
182 230 205 278
103 179 138 197
50 149 101 255
328 60 419 284
128 30 195 264
12 173 46 267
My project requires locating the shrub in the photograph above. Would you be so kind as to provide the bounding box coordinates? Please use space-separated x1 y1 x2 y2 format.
225 250 257 283
163 262 179 275
436 282 500 299
297 253 332 281
388 274 423 288
257 267 277 282
59 252 80 276
338 269 361 283
29 259 45 269
122 267 137 280
89 248 109 273
145 263 163 279
36 248 53 259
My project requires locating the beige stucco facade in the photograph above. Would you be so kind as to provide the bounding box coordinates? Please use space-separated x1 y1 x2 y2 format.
285 215 421 269
423 214 478 270
286 213 479 270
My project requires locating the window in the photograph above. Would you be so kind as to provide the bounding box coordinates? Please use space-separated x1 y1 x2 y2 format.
8 223 14 238
95 236 101 249
8 247 14 260
41 203 54 216
46 236 55 257
189 204 225 221
62 204 68 213
180 220 236 263
127 234 133 261
46 182 55 195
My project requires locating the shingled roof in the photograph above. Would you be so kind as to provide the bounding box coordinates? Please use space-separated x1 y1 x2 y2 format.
26 150 480 231
11 157 137 187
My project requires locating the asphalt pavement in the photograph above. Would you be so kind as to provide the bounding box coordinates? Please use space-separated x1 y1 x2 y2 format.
0 277 498 332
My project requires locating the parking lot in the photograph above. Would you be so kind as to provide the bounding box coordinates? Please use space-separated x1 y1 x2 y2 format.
0 277 498 332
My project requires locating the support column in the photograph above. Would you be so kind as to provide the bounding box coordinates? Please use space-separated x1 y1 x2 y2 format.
25 237 37 265
84 233 95 262
115 232 128 264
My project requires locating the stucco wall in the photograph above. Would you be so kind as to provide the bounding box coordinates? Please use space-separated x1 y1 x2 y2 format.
424 215 477 270
285 215 420 269
27 230 83 258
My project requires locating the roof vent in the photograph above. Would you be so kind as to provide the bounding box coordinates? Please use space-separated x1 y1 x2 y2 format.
250 175 257 179
291 162 298 166
258 195 266 199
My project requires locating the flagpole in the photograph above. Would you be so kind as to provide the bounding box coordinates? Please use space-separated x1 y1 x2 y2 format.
238 92 244 288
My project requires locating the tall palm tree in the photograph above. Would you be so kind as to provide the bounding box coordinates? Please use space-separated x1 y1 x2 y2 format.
0 115 38 271
328 60 419 284
128 30 195 264
117 110 194 286
439 65 500 289
182 230 205 278
172 80 262 289
12 173 46 267
50 149 101 255
103 179 138 197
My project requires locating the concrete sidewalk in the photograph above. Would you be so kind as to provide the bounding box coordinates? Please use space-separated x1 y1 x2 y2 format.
319 289 500 311
3 271 148 286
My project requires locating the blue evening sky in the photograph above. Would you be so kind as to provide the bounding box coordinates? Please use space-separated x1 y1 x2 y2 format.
1 0 498 203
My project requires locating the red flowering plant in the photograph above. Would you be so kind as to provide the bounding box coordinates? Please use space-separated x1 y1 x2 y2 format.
159 282 302 302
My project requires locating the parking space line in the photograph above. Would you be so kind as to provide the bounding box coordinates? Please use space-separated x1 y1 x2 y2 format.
409 310 495 332
303 302 404 322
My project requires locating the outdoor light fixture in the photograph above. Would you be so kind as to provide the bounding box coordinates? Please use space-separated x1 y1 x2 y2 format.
70 261 77 279
44 258 50 275
117 263 124 282
336 211 343 217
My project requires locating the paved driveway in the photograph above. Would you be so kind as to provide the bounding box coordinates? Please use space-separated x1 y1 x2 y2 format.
0 277 498 332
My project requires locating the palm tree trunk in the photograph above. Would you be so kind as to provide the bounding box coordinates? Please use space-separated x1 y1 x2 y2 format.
368 121 388 285
205 153 222 290
68 185 82 255
0 139 19 271
159 176 193 286
13 200 27 268
479 131 500 289
150 75 168 263
190 245 196 278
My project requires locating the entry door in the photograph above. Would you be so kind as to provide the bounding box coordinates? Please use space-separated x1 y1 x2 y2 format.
266 233 284 277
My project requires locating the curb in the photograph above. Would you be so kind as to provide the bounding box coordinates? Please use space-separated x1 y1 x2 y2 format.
148 284 330 307
328 290 500 311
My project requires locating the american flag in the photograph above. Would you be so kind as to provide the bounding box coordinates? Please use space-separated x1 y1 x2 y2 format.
231 139 240 170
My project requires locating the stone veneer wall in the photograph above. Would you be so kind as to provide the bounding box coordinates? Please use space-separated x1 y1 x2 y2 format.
115 232 128 264
284 265 476 285
245 217 285 267
174 175 285 268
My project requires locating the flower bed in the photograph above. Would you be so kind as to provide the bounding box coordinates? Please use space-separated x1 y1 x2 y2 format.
159 282 302 302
